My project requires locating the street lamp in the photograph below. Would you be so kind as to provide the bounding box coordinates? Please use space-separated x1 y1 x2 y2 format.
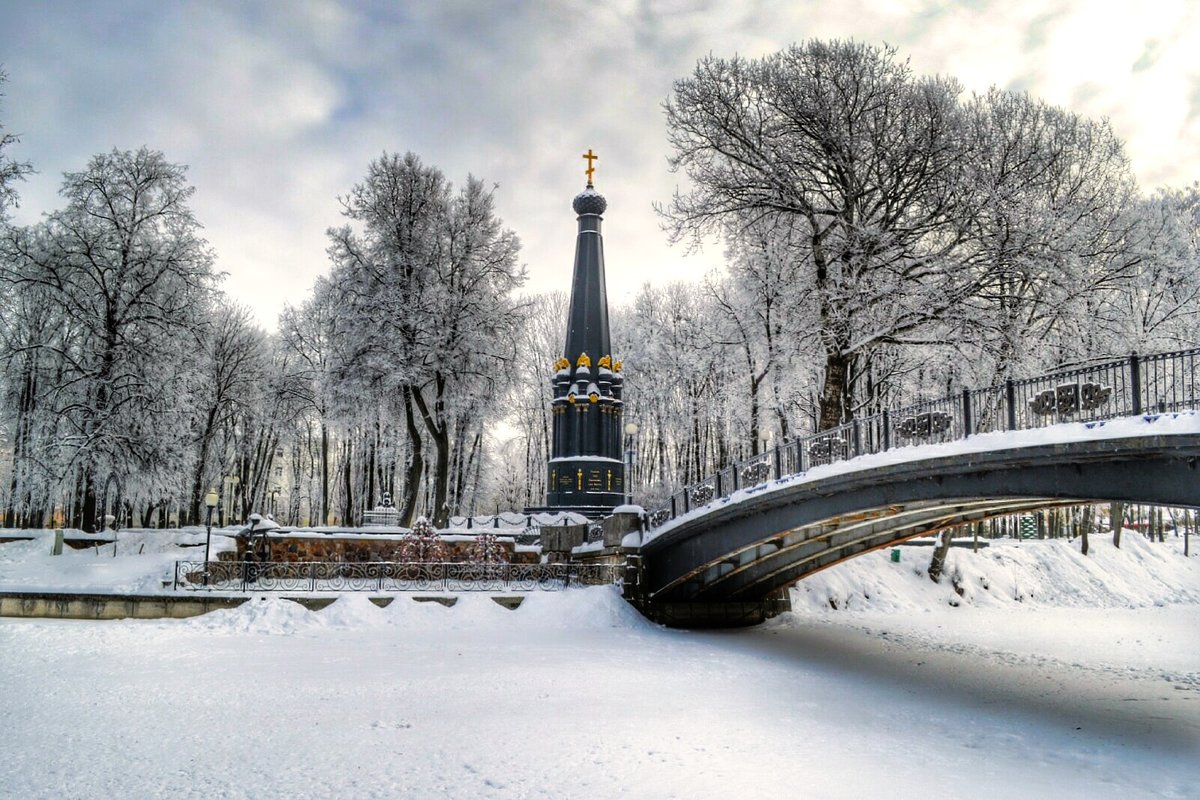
758 428 772 455
203 488 219 586
623 421 639 505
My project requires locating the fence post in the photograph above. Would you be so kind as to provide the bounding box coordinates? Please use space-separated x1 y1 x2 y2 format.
493 515 500 529
715 470 724 499
882 410 891 451
683 487 690 514
466 517 472 530
852 420 862 456
1130 352 1143 415
774 444 782 479
1005 378 1017 431
670 496 677 519
961 389 973 437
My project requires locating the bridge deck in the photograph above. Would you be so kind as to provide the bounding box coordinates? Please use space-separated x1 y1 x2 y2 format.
630 418 1200 619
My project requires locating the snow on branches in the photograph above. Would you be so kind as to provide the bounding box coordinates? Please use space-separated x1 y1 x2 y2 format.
468 533 509 564
398 516 447 563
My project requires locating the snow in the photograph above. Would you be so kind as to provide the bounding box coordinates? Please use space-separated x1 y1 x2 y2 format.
0 528 237 594
0 530 1197 798
648 411 1200 541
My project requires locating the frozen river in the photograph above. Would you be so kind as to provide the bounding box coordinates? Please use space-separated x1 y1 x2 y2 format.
1 530 1197 798
0 589 1196 799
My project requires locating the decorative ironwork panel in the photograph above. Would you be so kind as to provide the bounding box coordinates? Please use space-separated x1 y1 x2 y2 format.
642 348 1200 531
175 560 622 593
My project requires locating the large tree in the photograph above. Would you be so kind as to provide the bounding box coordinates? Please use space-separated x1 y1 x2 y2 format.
0 69 32 223
1 148 215 530
663 41 978 430
325 152 524 526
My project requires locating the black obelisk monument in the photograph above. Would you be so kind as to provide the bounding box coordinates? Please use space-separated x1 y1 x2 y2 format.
545 150 625 515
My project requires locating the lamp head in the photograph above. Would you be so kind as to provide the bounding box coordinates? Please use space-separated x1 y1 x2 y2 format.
204 488 219 509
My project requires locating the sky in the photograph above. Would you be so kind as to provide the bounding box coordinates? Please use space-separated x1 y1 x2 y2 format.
1 0 1199 331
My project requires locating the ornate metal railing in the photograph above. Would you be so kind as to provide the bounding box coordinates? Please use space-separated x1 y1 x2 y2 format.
174 560 622 593
351 511 583 544
647 348 1200 531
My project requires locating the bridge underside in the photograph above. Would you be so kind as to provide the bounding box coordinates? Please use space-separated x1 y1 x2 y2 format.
628 435 1200 627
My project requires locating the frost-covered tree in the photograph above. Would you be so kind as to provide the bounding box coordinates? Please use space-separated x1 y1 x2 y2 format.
278 280 338 525
325 152 525 526
953 89 1141 381
0 69 32 223
1105 186 1200 352
664 41 978 430
468 532 508 564
0 148 216 530
398 515 447 562
616 282 735 500
187 301 270 524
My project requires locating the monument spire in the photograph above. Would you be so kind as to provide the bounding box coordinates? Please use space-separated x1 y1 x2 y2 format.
544 153 625 515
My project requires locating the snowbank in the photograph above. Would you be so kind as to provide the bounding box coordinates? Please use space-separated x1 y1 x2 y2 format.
788 532 1200 615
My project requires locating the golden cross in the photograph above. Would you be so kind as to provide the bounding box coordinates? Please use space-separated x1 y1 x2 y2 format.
582 148 598 185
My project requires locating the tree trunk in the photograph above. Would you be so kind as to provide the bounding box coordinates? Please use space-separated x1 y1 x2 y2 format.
819 348 853 431
319 421 330 526
928 528 953 583
399 386 423 526
190 405 219 525
341 439 354 526
1110 502 1123 548
1080 506 1091 556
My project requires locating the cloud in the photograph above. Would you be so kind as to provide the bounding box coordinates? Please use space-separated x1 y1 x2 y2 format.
2 0 1198 331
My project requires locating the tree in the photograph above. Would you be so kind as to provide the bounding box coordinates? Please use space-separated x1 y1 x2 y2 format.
468 532 508 564
278 282 338 525
187 301 270 524
663 41 978 430
0 69 32 223
398 515 447 562
1106 186 1200 352
325 152 525 526
953 89 1141 381
1 148 215 530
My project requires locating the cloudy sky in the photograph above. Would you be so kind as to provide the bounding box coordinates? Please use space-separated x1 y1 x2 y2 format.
2 0 1199 330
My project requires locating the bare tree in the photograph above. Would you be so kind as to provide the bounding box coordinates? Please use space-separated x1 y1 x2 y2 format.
1 148 215 530
663 41 983 430
0 69 32 223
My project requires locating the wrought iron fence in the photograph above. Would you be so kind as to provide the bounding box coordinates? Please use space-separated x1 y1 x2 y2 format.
174 560 622 593
647 348 1200 530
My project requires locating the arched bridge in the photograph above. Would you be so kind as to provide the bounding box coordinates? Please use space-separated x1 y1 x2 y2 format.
622 350 1200 628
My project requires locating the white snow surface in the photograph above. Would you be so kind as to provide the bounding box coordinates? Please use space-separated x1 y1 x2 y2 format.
0 530 1197 798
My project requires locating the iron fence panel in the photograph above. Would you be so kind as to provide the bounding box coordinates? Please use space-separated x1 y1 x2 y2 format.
642 348 1200 531
174 560 622 592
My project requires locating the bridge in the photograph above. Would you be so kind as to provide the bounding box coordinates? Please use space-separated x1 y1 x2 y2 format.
622 350 1200 627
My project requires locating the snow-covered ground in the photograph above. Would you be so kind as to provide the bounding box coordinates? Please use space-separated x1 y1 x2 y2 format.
0 531 1197 799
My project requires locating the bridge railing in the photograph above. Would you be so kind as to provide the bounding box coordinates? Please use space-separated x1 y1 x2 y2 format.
646 348 1200 531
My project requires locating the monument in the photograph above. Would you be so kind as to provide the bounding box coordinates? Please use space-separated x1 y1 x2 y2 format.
545 150 626 516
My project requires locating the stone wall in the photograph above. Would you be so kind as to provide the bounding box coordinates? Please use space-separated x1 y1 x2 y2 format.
238 533 539 564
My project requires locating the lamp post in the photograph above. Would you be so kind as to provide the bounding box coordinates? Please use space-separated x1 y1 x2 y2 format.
623 421 639 505
202 488 219 586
